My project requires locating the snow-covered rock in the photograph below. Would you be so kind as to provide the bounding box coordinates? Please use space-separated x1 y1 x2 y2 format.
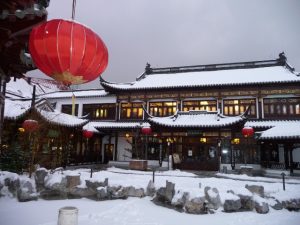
204 186 221 210
126 186 145 198
34 168 48 191
86 178 108 191
223 192 241 212
185 197 207 214
171 190 190 209
146 180 155 197
245 184 264 197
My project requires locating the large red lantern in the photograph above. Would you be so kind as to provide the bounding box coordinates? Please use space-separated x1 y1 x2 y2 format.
22 120 39 132
29 19 108 85
242 127 254 138
141 126 152 135
83 130 93 139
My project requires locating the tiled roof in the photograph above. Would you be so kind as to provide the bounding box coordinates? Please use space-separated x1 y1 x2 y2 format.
148 110 244 128
4 99 87 128
39 89 111 99
258 122 300 140
101 65 300 91
84 121 150 130
245 120 298 129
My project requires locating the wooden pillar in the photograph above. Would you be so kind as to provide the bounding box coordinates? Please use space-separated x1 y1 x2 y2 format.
284 144 289 170
266 142 271 168
289 145 294 174
114 132 118 161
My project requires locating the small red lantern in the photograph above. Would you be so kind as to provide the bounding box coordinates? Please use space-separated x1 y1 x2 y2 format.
29 19 108 85
83 130 93 139
22 120 39 132
141 126 152 135
242 127 254 137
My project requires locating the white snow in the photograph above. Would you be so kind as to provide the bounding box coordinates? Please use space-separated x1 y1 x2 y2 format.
0 197 299 225
149 111 243 127
85 121 151 129
1 168 300 225
245 120 300 139
40 89 110 99
103 66 300 90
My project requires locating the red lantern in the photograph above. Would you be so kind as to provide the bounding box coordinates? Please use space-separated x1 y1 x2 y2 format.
242 127 254 137
141 126 152 135
83 130 93 139
22 120 39 132
29 19 108 85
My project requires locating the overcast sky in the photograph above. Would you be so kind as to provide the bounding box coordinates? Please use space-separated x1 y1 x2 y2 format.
28 0 300 89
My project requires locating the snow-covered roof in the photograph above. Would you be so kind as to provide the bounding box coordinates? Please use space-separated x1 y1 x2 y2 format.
6 77 68 99
101 65 300 91
4 99 31 120
148 111 244 128
84 121 150 130
244 120 299 129
245 120 300 140
258 122 300 140
39 89 110 99
4 99 87 128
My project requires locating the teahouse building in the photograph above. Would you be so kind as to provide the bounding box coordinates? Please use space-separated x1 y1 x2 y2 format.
41 53 300 173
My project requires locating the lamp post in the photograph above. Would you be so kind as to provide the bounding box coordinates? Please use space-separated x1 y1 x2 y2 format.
242 127 254 165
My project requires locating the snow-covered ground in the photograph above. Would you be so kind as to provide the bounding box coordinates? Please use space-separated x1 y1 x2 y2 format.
0 197 299 225
1 167 300 225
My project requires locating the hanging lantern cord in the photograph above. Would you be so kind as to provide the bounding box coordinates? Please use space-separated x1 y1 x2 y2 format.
72 0 77 20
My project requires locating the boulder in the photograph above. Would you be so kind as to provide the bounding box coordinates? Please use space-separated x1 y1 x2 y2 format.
165 181 175 202
4 177 20 196
245 184 264 197
282 199 300 211
171 190 189 209
153 187 167 205
46 176 67 193
204 187 221 210
255 202 269 214
97 187 108 200
184 197 207 214
17 180 38 202
34 168 48 190
69 187 96 199
107 186 128 199
270 200 283 210
66 175 80 189
238 194 255 210
223 194 242 212
146 180 156 197
86 178 108 191
39 189 68 200
126 186 145 198
17 189 38 202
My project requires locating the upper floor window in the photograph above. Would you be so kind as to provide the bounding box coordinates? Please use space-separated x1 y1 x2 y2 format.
263 98 300 118
120 102 143 120
223 99 256 117
149 101 177 117
61 104 78 116
183 100 217 112
82 104 116 120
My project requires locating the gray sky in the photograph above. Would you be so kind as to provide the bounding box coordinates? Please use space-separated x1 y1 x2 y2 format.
28 0 300 89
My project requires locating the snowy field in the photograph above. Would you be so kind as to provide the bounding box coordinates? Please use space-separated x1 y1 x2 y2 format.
0 197 300 225
1 167 300 225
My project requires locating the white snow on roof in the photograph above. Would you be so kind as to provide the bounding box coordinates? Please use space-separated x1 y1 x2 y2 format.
4 99 31 120
103 66 300 90
85 121 150 129
40 89 110 99
4 99 87 127
6 78 67 98
259 122 300 140
149 111 244 128
38 109 88 128
245 120 300 128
